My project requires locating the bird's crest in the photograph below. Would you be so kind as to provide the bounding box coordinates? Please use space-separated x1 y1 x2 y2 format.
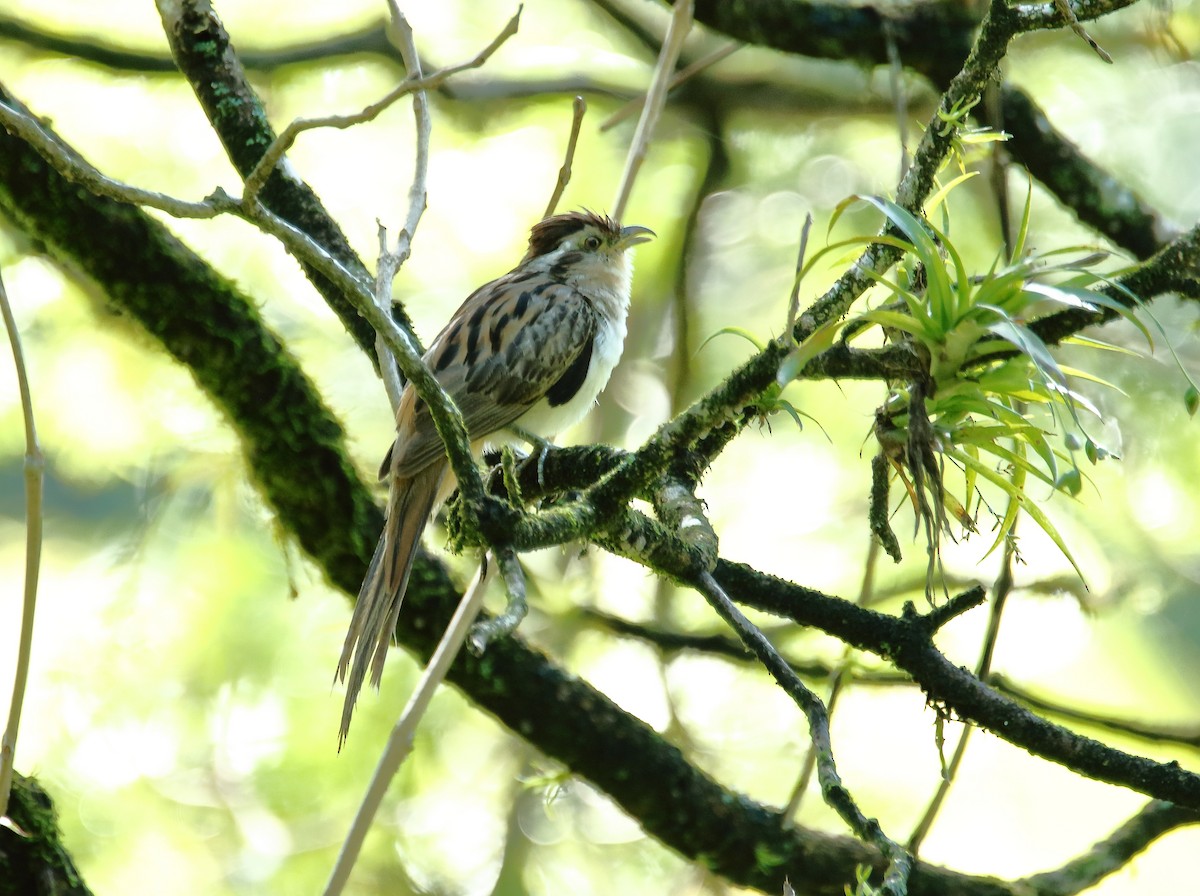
524 210 621 261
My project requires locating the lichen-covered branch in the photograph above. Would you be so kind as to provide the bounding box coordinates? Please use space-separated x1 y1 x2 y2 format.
1021 801 1198 895
0 772 93 896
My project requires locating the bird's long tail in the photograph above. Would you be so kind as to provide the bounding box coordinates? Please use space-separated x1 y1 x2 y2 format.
336 461 444 747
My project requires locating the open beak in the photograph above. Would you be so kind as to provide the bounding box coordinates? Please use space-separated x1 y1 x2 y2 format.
618 224 655 250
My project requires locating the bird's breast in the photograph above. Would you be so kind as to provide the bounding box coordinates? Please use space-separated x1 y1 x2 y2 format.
511 300 627 438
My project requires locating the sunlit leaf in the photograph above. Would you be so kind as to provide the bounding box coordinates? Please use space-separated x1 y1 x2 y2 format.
1023 281 1153 347
948 447 1086 582
855 309 932 341
1062 334 1141 357
926 171 979 219
1057 364 1127 395
1010 178 1033 262
857 195 955 333
699 326 765 353
777 317 844 385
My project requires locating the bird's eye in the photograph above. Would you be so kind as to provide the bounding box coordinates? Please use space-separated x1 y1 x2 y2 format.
583 235 602 250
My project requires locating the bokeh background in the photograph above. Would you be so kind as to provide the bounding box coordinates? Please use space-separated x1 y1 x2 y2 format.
2 0 1200 893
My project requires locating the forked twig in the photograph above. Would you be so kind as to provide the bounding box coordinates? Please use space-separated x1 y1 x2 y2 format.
695 571 913 894
242 8 522 203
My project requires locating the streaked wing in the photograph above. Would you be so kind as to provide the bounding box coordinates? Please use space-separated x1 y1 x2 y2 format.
389 277 597 478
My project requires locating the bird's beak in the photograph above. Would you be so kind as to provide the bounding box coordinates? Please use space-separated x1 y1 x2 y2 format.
618 224 655 249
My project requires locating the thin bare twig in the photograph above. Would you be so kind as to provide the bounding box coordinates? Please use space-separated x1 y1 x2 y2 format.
599 41 738 132
0 266 44 820
322 557 495 896
373 1 433 411
611 0 692 220
784 536 880 822
383 0 432 272
374 223 406 410
543 96 587 218
0 98 220 219
695 571 913 895
242 8 522 202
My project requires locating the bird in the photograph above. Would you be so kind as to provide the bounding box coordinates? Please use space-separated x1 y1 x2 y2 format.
336 210 654 744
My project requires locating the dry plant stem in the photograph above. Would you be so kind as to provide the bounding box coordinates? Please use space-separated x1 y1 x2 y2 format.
611 0 692 220
241 8 521 202
374 1 432 411
323 557 496 896
0 267 43 819
543 96 587 218
695 571 913 895
599 41 738 131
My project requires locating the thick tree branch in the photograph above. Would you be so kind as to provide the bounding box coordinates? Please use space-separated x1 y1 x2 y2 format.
689 0 1141 87
690 0 979 86
999 86 1171 259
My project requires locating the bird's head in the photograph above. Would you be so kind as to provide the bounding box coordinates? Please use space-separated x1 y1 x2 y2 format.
522 211 654 296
